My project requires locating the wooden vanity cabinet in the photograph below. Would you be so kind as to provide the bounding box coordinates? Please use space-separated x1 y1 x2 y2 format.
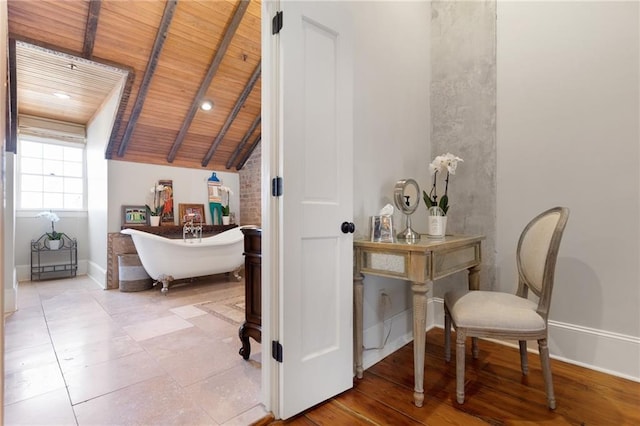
239 228 262 360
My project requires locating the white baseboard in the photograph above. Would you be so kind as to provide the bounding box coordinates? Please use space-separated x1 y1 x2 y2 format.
87 261 107 289
4 269 18 313
430 297 640 382
362 297 640 382
362 297 440 370
547 320 640 382
362 308 414 370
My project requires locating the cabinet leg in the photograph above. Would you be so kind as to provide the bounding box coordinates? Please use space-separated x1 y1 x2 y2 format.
238 324 252 360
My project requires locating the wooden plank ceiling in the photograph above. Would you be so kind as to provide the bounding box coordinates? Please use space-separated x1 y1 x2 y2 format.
8 0 262 171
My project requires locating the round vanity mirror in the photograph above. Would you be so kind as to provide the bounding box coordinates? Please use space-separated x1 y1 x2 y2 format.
394 179 420 215
393 179 420 242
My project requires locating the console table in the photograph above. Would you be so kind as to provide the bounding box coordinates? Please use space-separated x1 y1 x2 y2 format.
353 234 484 407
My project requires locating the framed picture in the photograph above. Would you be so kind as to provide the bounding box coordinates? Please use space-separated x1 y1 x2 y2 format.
159 179 174 225
122 205 148 226
179 203 205 225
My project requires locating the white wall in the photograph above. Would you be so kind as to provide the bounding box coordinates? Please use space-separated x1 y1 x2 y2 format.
351 1 431 367
86 78 126 286
497 1 639 379
107 161 240 233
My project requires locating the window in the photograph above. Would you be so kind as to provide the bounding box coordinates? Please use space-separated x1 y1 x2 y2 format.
18 138 85 210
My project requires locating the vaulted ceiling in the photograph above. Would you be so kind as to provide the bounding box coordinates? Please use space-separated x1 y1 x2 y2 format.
7 0 262 171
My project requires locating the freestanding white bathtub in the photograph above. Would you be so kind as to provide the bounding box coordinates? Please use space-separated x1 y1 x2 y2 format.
120 226 251 293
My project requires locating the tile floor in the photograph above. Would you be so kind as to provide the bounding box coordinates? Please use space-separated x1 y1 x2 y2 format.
4 275 266 425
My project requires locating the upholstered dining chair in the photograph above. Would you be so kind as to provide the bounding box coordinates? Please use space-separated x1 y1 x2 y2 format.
444 206 569 410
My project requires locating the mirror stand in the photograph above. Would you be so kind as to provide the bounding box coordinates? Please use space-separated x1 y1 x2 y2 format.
398 214 420 243
394 179 421 243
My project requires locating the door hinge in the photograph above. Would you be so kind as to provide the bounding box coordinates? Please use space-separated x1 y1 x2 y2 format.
272 11 283 34
272 340 283 363
271 176 283 197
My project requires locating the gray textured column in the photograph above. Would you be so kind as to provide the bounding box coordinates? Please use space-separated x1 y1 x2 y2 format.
431 1 496 291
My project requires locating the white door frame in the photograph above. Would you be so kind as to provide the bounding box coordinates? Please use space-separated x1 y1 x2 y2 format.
260 0 354 418
261 0 281 418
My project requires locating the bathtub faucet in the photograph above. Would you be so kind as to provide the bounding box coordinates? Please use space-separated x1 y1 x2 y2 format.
182 214 202 242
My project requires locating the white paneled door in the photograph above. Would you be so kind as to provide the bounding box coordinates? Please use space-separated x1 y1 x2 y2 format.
276 0 354 420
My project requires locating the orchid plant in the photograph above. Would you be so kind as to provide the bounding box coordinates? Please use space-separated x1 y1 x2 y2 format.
37 210 62 240
146 183 165 216
423 152 464 216
220 186 233 216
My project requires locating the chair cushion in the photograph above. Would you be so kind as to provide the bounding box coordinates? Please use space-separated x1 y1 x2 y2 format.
445 290 546 333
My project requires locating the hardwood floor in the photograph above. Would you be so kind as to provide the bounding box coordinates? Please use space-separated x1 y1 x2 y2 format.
267 328 639 425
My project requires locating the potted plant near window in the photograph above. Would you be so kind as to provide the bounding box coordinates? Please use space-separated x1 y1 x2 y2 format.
146 183 165 226
37 211 64 250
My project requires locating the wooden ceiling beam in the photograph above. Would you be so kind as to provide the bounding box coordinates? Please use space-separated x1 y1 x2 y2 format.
225 114 260 169
82 0 101 59
116 0 178 157
201 62 261 167
104 71 135 159
167 0 250 163
236 134 261 171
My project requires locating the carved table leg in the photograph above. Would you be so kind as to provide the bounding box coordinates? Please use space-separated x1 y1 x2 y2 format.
411 282 428 407
468 265 480 291
354 273 364 379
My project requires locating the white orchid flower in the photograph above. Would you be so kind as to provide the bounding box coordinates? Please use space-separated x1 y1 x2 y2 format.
429 155 447 174
443 153 464 174
425 153 463 216
220 186 233 195
36 211 60 223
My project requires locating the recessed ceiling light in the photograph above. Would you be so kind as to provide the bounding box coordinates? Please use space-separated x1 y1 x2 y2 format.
200 100 213 111
53 92 71 100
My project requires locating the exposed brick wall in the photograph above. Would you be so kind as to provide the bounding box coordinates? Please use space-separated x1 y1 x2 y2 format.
239 142 262 226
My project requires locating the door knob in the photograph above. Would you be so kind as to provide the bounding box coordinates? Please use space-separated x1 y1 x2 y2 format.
341 221 355 234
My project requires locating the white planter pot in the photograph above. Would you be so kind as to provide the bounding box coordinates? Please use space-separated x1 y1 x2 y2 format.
149 216 161 226
222 216 231 225
427 216 447 239
48 239 61 250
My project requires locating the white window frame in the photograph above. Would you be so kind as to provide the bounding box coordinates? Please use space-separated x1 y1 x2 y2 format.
16 135 88 213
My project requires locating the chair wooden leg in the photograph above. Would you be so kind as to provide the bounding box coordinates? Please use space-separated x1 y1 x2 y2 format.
444 307 451 362
456 330 466 404
538 338 556 410
519 340 529 375
471 337 479 359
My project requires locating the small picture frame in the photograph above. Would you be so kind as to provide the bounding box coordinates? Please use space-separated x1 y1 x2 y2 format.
122 205 148 226
371 215 394 243
179 203 205 225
